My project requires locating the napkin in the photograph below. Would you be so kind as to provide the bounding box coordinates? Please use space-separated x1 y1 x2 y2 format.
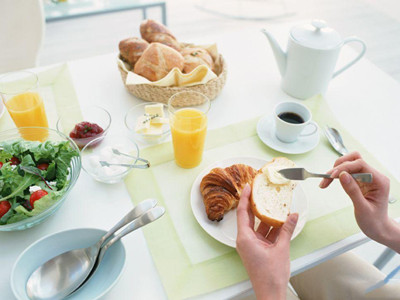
118 44 219 87
124 95 400 299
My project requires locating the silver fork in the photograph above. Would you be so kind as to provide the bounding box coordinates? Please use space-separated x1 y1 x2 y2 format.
279 168 373 182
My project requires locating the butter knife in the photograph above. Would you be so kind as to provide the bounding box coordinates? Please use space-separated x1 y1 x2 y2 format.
278 168 373 183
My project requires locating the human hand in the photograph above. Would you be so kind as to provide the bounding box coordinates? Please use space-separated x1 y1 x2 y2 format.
320 152 400 251
236 184 298 300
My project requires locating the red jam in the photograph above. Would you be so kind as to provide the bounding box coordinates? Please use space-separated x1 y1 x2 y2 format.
70 122 104 139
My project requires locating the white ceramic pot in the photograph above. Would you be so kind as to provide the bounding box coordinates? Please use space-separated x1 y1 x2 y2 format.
262 20 367 99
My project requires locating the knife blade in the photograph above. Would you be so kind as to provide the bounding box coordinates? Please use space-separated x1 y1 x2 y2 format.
278 168 373 183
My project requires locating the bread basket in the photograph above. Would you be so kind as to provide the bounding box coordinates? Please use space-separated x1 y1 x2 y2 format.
117 55 227 106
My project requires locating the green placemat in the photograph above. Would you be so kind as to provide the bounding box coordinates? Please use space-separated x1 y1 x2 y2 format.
0 64 82 132
124 95 400 299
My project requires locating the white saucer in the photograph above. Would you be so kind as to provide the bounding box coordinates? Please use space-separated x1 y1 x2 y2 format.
190 156 308 248
257 114 320 154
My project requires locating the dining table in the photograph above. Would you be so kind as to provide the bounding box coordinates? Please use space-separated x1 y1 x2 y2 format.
1 21 400 300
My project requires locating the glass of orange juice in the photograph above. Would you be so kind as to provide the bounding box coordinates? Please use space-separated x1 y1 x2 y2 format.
0 71 48 140
168 91 210 169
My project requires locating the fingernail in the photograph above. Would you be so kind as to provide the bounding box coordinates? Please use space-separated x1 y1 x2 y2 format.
327 168 334 174
319 180 325 188
289 213 298 225
340 171 351 184
331 169 339 178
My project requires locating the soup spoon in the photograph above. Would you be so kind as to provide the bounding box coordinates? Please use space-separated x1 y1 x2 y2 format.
26 198 157 300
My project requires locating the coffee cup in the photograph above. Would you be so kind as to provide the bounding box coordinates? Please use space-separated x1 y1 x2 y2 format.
274 101 318 143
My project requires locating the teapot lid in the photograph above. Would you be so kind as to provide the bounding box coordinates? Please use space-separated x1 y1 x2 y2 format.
290 20 342 49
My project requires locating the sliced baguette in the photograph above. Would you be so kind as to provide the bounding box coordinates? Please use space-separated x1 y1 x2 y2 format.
250 157 297 228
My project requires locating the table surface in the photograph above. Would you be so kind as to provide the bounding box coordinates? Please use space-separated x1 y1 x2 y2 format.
44 0 165 21
1 22 400 300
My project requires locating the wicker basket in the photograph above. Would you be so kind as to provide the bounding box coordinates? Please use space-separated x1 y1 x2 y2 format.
118 55 227 106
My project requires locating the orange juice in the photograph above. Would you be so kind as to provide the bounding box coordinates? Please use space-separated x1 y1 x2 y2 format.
5 92 48 140
170 108 207 168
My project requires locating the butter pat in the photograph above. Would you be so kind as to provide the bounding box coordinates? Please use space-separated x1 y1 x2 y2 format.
265 166 290 185
135 115 150 133
151 117 169 125
145 103 164 124
142 124 163 136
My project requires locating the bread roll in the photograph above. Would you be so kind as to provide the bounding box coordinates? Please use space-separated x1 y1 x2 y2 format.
134 42 184 81
119 37 149 67
182 47 214 73
140 19 181 51
251 157 297 228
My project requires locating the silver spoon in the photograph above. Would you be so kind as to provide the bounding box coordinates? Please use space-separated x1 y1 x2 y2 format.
67 206 165 297
324 125 396 203
26 198 157 300
324 126 349 156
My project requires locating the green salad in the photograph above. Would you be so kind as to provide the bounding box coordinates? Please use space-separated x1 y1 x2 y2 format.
0 140 79 225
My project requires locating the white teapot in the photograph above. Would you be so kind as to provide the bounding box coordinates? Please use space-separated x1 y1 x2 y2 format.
262 20 366 99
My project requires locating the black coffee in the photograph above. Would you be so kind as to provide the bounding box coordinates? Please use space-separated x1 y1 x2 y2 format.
278 112 304 124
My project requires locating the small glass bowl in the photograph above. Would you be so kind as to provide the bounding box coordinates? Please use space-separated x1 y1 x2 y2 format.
81 135 149 184
56 105 111 149
0 127 81 231
125 102 170 145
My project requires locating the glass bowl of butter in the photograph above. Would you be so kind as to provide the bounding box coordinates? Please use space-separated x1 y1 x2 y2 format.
125 102 170 144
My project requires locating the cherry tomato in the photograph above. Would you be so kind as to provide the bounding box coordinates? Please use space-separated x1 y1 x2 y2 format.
0 162 3 168
37 163 49 171
10 157 20 165
0 201 11 218
30 190 48 208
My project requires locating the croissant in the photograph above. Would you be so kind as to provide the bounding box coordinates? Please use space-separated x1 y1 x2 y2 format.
200 164 257 221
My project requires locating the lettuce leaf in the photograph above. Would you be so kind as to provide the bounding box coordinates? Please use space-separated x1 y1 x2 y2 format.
6 190 65 224
0 140 79 225
0 165 36 201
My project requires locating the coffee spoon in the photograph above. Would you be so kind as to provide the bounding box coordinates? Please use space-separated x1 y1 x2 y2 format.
26 198 157 300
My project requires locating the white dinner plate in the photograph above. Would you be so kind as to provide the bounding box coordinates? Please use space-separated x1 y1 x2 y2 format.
257 114 320 154
190 157 308 248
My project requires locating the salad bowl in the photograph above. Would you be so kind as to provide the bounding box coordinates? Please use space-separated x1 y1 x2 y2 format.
0 127 81 231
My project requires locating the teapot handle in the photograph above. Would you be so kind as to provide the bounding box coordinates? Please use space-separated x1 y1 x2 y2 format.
332 37 366 78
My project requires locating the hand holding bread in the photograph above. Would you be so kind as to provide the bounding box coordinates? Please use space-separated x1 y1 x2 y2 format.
200 157 297 228
236 184 299 300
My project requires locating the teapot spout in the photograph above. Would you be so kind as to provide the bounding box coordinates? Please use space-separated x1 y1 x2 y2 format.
261 29 286 77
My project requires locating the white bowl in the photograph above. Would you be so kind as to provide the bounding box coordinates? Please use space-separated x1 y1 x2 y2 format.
11 228 126 300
